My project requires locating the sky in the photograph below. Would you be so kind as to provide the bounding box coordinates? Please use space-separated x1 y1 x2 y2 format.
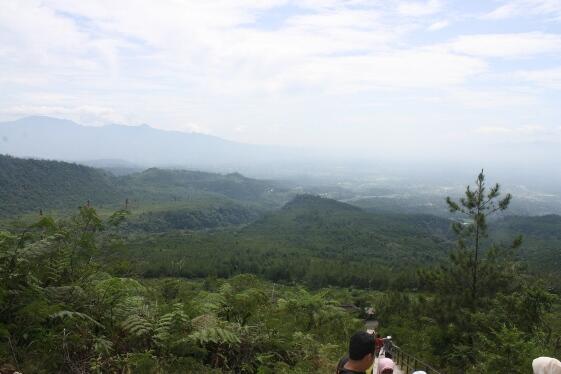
1 0 561 160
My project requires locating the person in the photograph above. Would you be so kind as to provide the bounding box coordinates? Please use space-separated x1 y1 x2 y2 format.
336 331 376 374
532 357 561 374
375 334 384 357
377 357 395 374
382 336 394 359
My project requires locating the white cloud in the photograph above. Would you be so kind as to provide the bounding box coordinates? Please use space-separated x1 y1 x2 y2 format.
288 49 486 93
428 20 449 31
0 0 560 151
448 32 561 58
482 3 518 20
0 104 128 125
397 0 443 17
175 122 213 135
0 0 482 98
475 124 550 136
446 88 537 108
482 0 561 21
514 67 561 88
475 126 512 134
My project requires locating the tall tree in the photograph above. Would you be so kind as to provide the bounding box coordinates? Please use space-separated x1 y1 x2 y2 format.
445 169 513 306
416 171 522 371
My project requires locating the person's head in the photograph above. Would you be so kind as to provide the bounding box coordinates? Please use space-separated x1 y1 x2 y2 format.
348 331 375 368
378 358 395 374
376 334 381 338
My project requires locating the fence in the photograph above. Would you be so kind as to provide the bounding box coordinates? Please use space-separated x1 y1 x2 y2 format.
392 345 443 374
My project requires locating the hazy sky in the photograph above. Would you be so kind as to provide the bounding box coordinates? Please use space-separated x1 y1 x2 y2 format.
1 0 561 158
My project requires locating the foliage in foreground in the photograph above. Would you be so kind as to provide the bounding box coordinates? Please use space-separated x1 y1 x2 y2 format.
0 207 362 373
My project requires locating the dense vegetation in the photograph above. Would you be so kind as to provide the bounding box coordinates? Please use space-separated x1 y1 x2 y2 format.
1 200 559 373
0 155 121 216
126 202 261 232
383 173 561 373
104 195 453 290
0 155 286 231
105 194 561 292
120 168 282 204
494 215 561 275
1 155 560 373
0 209 368 373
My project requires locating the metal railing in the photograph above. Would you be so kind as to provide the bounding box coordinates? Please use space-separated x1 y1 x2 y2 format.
393 346 443 374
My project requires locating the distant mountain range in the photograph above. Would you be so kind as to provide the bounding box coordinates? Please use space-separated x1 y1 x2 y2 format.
0 116 299 170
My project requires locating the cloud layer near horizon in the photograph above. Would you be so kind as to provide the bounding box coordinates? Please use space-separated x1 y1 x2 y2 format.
1 0 560 160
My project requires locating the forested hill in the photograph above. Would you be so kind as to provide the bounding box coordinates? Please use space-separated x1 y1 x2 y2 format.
494 214 561 273
0 155 287 219
117 195 455 289
121 168 281 203
0 154 121 216
243 195 453 266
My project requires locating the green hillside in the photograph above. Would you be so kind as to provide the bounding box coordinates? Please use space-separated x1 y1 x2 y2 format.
117 195 561 290
2 154 559 282
243 195 453 266
0 156 286 230
121 168 284 204
115 195 454 289
125 200 261 232
494 215 561 274
0 154 122 216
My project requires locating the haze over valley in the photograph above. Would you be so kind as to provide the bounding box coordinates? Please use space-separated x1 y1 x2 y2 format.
2 115 560 217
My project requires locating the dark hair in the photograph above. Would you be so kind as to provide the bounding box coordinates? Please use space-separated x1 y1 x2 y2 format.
349 331 375 360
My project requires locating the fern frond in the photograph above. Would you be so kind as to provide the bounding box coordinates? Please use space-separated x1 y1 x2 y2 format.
121 314 152 337
50 310 105 329
189 326 241 346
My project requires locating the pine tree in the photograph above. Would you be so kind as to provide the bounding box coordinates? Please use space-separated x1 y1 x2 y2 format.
418 170 528 372
445 169 514 306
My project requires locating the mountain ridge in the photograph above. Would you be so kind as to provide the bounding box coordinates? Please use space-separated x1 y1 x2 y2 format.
0 116 296 168
0 154 287 218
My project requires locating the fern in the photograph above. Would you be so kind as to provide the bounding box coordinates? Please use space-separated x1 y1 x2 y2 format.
189 326 241 346
121 314 152 337
191 291 226 315
153 303 190 347
191 313 219 330
44 249 71 284
94 336 113 356
113 295 150 321
50 310 104 329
